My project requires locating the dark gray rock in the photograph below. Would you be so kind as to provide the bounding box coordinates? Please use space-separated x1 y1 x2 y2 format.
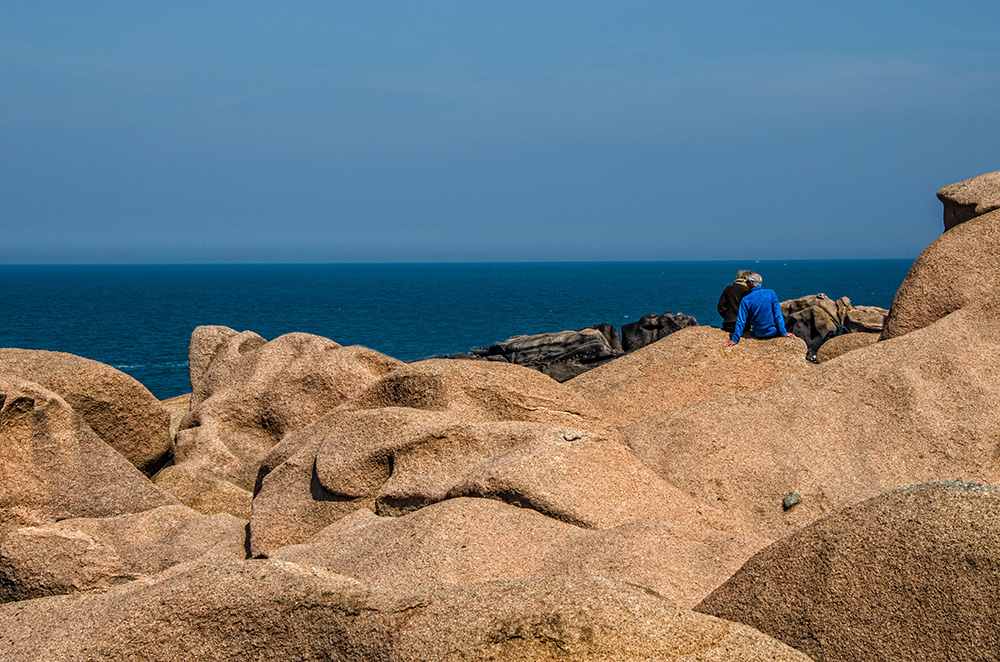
591 323 624 353
620 313 698 353
471 328 623 382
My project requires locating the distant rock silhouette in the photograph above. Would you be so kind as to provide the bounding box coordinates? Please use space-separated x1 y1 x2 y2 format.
469 327 623 381
621 311 698 352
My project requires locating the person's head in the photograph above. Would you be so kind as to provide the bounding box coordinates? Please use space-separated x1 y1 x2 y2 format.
747 273 762 288
734 269 753 285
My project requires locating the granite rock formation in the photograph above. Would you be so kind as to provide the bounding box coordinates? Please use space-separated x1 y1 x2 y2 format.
461 312 697 382
0 561 814 662
624 290 1000 539
621 311 698 352
0 375 246 605
937 169 1000 231
696 482 1000 662
815 331 879 362
155 327 402 519
0 375 177 529
567 326 809 428
0 348 172 474
779 294 886 357
248 358 767 606
470 327 623 381
880 208 1000 339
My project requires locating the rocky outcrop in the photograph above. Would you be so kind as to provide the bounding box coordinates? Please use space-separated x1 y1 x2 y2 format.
881 208 1000 339
937 169 1000 231
249 358 766 605
696 482 1000 662
0 375 247 605
0 348 172 474
779 295 886 358
0 375 177 529
272 495 765 607
815 331 879 362
160 392 190 438
460 312 697 382
621 311 698 352
157 329 402 519
623 291 1000 540
0 559 814 662
567 326 809 428
470 327 623 381
0 505 246 603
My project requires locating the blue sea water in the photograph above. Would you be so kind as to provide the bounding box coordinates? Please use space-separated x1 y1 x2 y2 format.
0 260 912 399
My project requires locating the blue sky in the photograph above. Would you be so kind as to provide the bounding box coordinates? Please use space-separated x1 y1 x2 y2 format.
2 2 998 263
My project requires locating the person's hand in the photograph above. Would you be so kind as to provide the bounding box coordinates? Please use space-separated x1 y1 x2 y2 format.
725 338 738 346
785 332 798 339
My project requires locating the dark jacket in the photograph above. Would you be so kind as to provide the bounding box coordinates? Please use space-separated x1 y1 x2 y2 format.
717 282 750 333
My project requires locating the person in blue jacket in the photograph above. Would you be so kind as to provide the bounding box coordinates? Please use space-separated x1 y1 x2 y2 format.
725 272 798 346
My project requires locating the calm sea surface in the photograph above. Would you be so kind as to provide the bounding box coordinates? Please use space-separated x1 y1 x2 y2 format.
0 260 911 398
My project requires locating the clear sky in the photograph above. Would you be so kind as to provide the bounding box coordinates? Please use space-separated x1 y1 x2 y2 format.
2 2 998 264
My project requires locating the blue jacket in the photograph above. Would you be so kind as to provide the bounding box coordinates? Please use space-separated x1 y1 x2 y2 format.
731 288 787 342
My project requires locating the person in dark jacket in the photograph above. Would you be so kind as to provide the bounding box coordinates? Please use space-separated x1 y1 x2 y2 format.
717 269 753 333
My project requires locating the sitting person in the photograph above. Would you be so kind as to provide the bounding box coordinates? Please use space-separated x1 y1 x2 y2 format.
717 269 753 334
725 273 798 346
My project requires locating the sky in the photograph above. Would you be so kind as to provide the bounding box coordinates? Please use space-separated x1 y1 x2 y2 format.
2 2 999 264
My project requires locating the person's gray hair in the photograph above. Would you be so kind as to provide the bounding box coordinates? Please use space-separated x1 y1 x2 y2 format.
748 273 762 286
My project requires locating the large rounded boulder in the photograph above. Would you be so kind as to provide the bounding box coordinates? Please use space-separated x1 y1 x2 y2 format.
696 482 1000 662
0 375 177 528
0 348 172 474
881 207 1000 339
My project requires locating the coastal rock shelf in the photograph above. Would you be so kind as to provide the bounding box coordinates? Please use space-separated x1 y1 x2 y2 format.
2 170 1000 661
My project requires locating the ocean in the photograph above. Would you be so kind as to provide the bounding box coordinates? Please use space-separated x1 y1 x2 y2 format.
0 260 912 399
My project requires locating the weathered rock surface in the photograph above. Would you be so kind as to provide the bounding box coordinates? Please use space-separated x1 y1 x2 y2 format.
567 326 810 428
779 295 886 356
249 358 616 554
937 169 1000 231
815 331 879 362
0 505 246 603
168 330 401 518
621 311 698 352
272 495 768 608
470 327 623 382
0 375 247 605
0 348 172 474
842 305 888 333
881 208 1000 339
187 324 241 395
623 292 1000 539
250 358 767 605
696 482 1000 662
0 559 815 661
160 392 191 439
0 375 177 529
